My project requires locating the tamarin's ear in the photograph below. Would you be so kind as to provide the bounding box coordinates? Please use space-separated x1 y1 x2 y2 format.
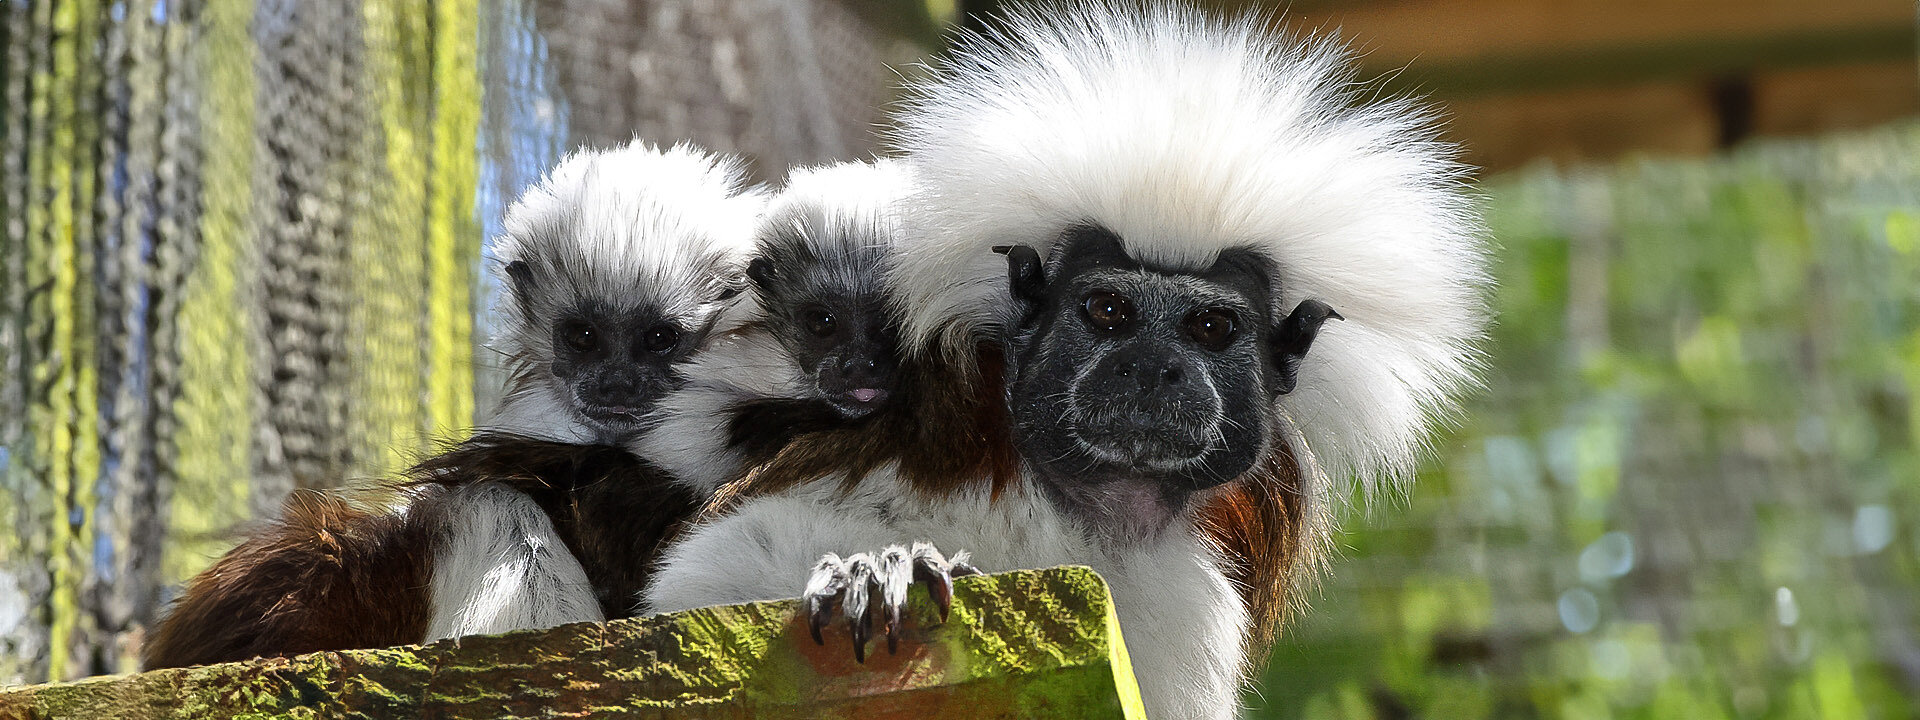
1271 299 1342 395
504 260 536 310
992 245 1047 304
746 257 777 289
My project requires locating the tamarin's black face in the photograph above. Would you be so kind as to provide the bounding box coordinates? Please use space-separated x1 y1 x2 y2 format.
507 260 708 439
748 249 899 419
998 225 1339 541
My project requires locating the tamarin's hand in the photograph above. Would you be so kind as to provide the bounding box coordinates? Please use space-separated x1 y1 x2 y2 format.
802 542 980 663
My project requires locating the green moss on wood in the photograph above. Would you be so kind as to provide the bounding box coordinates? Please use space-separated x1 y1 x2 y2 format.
0 566 1145 719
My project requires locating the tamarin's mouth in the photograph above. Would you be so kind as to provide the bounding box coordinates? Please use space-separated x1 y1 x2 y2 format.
582 405 648 423
827 388 889 418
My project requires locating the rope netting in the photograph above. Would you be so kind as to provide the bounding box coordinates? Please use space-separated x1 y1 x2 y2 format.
0 0 914 683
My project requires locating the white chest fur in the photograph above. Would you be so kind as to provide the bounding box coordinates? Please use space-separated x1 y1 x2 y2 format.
425 482 605 641
646 470 1249 720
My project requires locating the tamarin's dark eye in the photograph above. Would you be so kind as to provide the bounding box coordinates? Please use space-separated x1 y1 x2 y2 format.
561 320 599 352
1183 308 1237 350
643 324 680 353
804 308 837 337
1081 291 1135 332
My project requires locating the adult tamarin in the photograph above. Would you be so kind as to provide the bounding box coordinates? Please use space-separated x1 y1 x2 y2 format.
142 141 762 668
643 4 1489 719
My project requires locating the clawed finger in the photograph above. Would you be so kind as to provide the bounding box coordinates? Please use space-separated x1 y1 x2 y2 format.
909 547 956 621
803 554 849 646
807 592 838 646
949 549 982 577
878 547 912 655
802 545 980 663
844 553 877 663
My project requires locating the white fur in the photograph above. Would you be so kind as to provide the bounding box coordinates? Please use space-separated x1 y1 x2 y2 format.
485 140 768 442
707 157 917 335
645 471 1248 720
648 4 1488 714
760 159 915 303
888 1 1490 499
429 142 764 642
481 387 602 445
629 330 807 494
426 483 605 641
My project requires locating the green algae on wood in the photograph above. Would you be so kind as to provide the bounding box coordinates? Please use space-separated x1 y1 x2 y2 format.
0 566 1146 719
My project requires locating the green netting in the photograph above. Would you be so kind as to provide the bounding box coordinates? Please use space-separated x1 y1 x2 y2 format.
0 0 909 686
0 0 483 682
1254 124 1920 719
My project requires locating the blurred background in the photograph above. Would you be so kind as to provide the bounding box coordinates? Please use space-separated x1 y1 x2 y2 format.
1 1 1916 717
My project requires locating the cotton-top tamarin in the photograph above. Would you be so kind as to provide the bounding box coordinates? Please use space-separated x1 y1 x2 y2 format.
143 141 763 667
642 4 1490 719
635 158 913 495
417 141 769 642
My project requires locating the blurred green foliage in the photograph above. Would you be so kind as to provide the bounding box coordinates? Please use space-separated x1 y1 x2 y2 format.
1250 123 1920 719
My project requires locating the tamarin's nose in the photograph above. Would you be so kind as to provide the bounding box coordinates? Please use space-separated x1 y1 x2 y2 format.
592 375 643 405
841 353 893 384
1109 355 1186 393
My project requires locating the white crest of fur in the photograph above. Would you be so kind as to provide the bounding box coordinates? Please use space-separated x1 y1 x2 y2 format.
637 159 915 494
426 483 605 640
888 2 1490 496
766 158 915 280
485 140 767 441
711 158 917 333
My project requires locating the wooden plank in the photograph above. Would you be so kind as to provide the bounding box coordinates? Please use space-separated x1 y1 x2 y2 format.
1440 60 1920 173
1371 25 1916 98
1751 60 1920 138
0 566 1147 720
1442 80 1719 172
1277 0 1916 66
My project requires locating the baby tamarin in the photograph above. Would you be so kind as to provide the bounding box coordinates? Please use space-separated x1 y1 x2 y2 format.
417 141 768 641
143 141 762 667
142 155 918 667
635 158 912 496
434 158 918 633
482 142 763 445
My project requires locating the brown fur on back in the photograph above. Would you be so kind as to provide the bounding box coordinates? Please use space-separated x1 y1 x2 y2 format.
1197 441 1320 658
145 434 703 669
405 433 703 618
142 488 439 669
726 342 1019 502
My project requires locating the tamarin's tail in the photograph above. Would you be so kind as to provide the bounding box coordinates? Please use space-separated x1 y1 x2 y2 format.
142 487 440 670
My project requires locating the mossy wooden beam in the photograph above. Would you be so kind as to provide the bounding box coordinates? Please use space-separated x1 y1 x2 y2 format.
0 566 1146 719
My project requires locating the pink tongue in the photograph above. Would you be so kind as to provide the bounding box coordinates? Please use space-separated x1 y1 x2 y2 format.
851 388 880 403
